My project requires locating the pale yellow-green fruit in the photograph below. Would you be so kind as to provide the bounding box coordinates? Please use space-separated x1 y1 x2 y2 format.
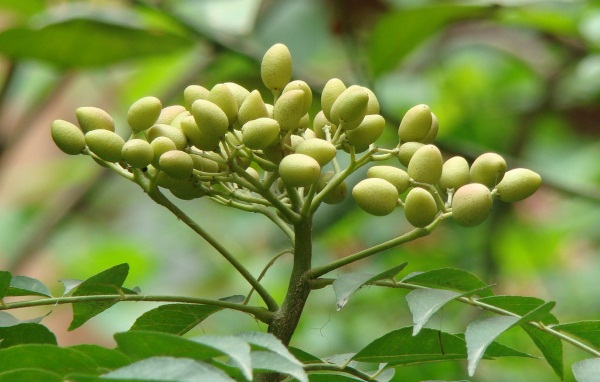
298 113 310 130
51 119 86 155
245 166 260 181
470 152 506 187
330 86 369 129
421 112 438 144
265 103 274 118
346 114 385 147
146 123 188 150
278 153 321 187
494 168 541 202
398 142 424 167
84 129 125 162
208 83 238 125
238 90 269 127
273 89 305 131
451 183 493 227
191 99 229 140
150 136 177 165
312 110 337 139
303 128 316 139
224 82 251 107
183 85 209 110
127 96 162 132
156 172 204 200
439 156 470 191
180 115 218 151
363 87 380 115
295 138 336 166
159 150 194 179
191 153 220 173
122 138 153 168
156 105 187 125
241 118 281 150
261 145 285 166
317 171 347 204
289 134 304 151
76 106 114 132
169 110 191 129
352 178 398 216
404 187 438 227
367 165 410 194
283 80 312 115
321 78 346 121
407 144 443 184
261 43 292 93
398 104 432 143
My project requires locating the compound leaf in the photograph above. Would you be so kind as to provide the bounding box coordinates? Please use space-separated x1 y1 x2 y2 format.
68 344 131 371
0 344 98 376
235 331 302 366
7 275 51 297
251 351 308 382
522 325 563 379
403 268 493 297
406 288 461 335
553 321 600 348
0 323 57 348
0 369 63 382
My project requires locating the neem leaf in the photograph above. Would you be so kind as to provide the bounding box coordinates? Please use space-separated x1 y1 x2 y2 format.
251 351 308 382
130 295 244 335
192 335 252 381
69 263 129 331
289 347 322 364
235 332 302 366
478 295 558 324
308 375 361 382
0 323 57 348
101 356 234 382
0 344 98 376
68 344 131 371
0 312 19 327
0 369 63 382
0 272 10 299
402 268 493 297
7 276 51 297
573 358 600 382
333 263 407 310
406 289 461 335
554 321 600 348
522 325 563 379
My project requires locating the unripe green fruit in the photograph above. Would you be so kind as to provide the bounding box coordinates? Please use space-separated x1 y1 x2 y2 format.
191 99 229 139
156 172 204 200
261 43 292 93
122 139 153 168
321 78 346 121
404 187 438 227
494 168 541 202
352 178 398 216
156 105 187 125
367 166 410 194
317 171 347 204
183 85 209 110
146 124 188 150
299 113 310 130
363 87 380 115
150 136 177 164
295 138 336 166
421 112 438 144
407 144 443 184
180 115 219 151
241 118 281 150
127 96 162 132
330 86 369 129
398 142 424 167
289 134 304 151
303 128 316 140
312 110 337 139
169 110 191 129
224 82 251 107
274 89 305 131
191 153 220 173
451 183 492 227
278 153 321 187
159 150 194 179
262 145 285 165
246 167 260 181
398 104 432 143
76 107 114 132
238 90 269 127
265 103 274 118
51 119 86 155
346 114 385 147
470 152 506 187
208 83 238 125
84 129 125 162
439 156 470 190
283 80 312 115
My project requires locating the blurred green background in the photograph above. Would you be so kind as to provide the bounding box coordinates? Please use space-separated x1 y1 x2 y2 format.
1 0 600 381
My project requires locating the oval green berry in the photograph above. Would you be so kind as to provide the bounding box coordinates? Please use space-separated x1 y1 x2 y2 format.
191 153 220 173
494 168 541 202
330 86 369 129
352 178 398 216
191 99 229 140
156 105 187 125
317 171 347 204
122 138 153 168
295 138 336 166
397 142 424 167
367 165 410 194
238 90 269 127
127 96 162 132
321 78 346 121
224 82 251 108
398 104 432 143
404 187 438 227
278 153 321 187
470 152 506 187
363 87 380 115
274 89 305 131
208 83 238 125
421 112 438 144
439 156 470 190
159 150 194 179
312 110 337 139
346 114 385 147
180 115 219 151
84 129 125 162
261 43 292 93
407 144 443 184
241 118 281 150
51 119 85 155
76 106 114 132
451 183 492 227
150 136 177 165
183 85 209 110
283 80 312 115
146 123 188 150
